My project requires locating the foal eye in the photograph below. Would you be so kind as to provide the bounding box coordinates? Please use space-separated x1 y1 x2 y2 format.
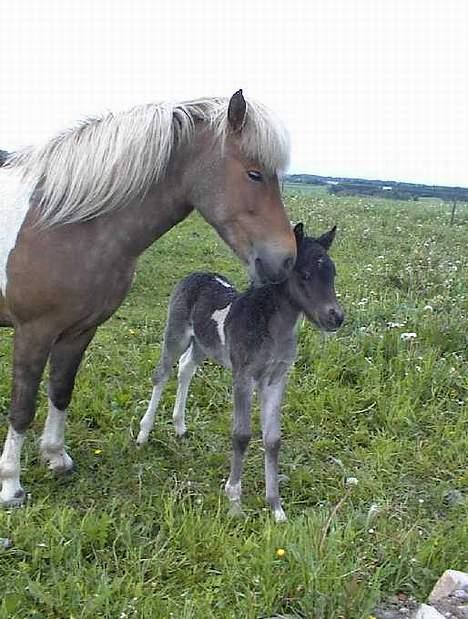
247 170 263 182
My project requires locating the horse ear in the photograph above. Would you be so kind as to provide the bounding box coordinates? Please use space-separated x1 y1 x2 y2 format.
294 222 304 245
228 89 247 133
317 225 337 250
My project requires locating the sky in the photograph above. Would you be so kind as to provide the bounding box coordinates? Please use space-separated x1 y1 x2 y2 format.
0 0 467 186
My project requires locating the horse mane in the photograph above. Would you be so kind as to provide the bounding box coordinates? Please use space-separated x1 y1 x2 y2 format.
7 97 290 227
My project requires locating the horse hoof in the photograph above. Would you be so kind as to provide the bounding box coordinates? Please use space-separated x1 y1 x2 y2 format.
54 461 77 478
0 488 26 508
42 451 74 475
273 507 288 523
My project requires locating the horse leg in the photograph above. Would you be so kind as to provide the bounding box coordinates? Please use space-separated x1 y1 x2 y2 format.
259 375 287 523
225 375 254 516
40 328 97 474
172 342 203 437
137 325 193 445
0 324 54 506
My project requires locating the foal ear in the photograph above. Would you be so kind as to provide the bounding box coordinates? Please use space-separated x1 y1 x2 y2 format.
317 225 337 250
228 89 247 133
294 222 304 245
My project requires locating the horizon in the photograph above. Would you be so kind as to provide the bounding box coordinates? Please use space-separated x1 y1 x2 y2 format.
285 170 468 189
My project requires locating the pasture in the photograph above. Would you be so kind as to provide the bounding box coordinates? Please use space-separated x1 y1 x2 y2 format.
0 192 467 618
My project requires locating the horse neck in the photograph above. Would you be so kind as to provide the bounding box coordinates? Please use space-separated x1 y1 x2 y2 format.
106 181 192 257
99 132 212 257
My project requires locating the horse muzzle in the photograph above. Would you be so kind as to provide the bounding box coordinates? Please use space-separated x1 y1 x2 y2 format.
251 249 295 286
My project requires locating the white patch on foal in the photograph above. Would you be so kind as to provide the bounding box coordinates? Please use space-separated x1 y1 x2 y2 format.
40 400 74 473
211 304 231 346
0 167 35 295
0 426 25 506
214 276 232 288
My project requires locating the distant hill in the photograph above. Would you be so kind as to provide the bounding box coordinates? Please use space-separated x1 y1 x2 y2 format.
285 174 468 202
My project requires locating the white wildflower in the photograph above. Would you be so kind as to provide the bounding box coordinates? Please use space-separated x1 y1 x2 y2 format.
400 332 417 341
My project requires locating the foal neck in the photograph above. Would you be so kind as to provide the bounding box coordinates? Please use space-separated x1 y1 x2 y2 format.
248 280 302 334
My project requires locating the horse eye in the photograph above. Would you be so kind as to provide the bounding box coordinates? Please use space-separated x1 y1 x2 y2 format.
247 170 263 182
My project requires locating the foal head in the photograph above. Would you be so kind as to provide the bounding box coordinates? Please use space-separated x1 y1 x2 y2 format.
287 223 344 332
190 90 296 285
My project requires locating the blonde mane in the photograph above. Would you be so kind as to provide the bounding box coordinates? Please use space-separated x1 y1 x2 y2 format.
7 96 290 226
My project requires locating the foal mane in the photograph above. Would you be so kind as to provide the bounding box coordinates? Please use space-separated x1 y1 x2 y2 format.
7 97 290 227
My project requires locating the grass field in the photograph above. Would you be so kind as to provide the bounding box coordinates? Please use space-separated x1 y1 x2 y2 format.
0 192 467 618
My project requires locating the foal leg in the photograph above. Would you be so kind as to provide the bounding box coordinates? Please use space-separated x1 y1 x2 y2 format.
259 375 287 523
225 376 254 516
40 328 97 474
137 326 192 445
172 343 203 437
0 324 53 506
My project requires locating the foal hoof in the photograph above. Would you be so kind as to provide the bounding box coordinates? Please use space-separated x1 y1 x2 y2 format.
228 502 245 519
0 488 26 509
136 431 149 446
174 424 188 438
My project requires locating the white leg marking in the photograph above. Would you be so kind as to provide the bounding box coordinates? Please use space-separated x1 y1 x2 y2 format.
0 426 26 506
137 385 165 444
173 344 197 437
225 478 243 515
211 304 231 346
0 168 36 296
40 400 74 473
225 479 241 501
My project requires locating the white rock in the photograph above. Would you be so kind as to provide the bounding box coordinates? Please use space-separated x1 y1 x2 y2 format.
429 570 468 603
414 604 445 619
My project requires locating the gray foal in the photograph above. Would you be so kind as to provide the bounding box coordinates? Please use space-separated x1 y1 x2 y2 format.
138 223 344 521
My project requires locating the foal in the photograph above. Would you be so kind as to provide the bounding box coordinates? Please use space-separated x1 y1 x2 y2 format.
137 223 344 521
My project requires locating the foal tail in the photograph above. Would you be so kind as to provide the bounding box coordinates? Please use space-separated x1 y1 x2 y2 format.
152 275 202 382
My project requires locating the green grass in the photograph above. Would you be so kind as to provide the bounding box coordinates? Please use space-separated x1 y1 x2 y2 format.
0 192 467 618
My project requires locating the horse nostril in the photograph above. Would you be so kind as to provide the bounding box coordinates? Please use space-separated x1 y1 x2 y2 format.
329 307 344 327
283 256 294 273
